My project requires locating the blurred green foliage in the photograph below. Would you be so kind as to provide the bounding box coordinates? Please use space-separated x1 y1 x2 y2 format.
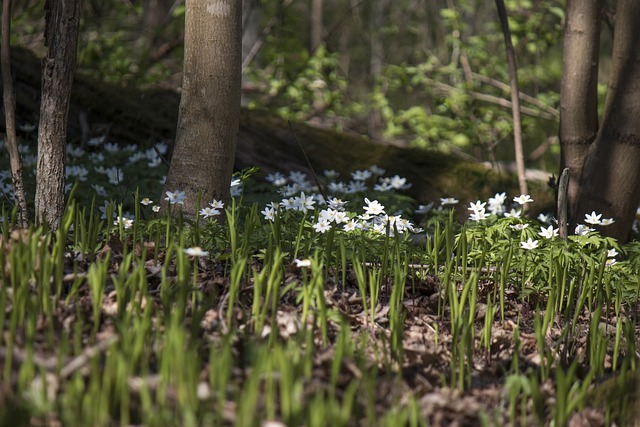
9 0 608 170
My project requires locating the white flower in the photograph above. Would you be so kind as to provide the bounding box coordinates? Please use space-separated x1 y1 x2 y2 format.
114 216 134 229
293 192 316 213
165 190 186 205
230 178 242 188
415 203 433 215
140 197 153 206
513 194 534 205
209 199 224 209
184 247 209 257
503 209 522 218
538 225 558 239
328 182 348 193
152 205 161 213
261 206 276 221
280 197 296 210
317 209 336 223
200 207 221 219
520 238 539 250
266 172 286 184
323 169 340 179
332 211 349 224
351 169 372 181
294 258 312 268
509 223 529 231
373 181 394 192
343 220 358 232
66 165 89 182
537 213 552 223
104 142 119 153
105 167 123 185
490 192 507 205
346 180 367 193
327 197 347 210
574 224 594 236
87 135 106 146
91 184 107 198
607 248 618 258
288 171 308 184
468 200 486 213
369 165 385 175
584 211 602 225
440 197 459 206
388 175 409 189
364 198 385 216
605 258 617 267
600 218 615 226
469 210 490 222
313 220 331 233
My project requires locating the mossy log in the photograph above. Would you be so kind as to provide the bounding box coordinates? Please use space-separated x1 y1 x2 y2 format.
6 47 552 207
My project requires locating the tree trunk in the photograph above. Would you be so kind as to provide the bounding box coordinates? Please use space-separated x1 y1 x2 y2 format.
163 0 242 215
310 0 323 52
368 0 385 139
495 0 527 196
559 0 601 227
1 0 28 227
572 0 640 241
35 0 81 230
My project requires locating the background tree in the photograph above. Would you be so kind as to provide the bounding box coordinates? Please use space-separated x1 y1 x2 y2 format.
2 0 29 227
35 0 81 230
162 0 242 214
560 0 640 242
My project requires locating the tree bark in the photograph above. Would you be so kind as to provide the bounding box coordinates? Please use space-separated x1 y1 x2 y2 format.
163 0 242 215
1 0 28 227
559 0 601 226
35 0 81 230
573 0 640 241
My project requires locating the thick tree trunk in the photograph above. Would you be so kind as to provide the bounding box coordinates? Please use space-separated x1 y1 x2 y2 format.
35 0 81 230
573 0 640 241
163 0 242 215
559 0 601 228
1 0 28 227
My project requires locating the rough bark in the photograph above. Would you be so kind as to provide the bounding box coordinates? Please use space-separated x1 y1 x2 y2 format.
162 0 242 215
1 0 28 227
573 0 640 241
35 0 81 230
559 0 601 226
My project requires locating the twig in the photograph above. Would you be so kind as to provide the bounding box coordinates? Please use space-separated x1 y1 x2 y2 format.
557 167 569 240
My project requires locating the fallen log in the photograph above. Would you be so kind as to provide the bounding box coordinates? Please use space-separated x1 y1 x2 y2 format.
5 47 552 207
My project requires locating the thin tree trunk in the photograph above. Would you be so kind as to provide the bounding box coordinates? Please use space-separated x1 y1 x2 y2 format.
1 0 28 227
368 0 385 139
559 0 601 226
574 0 640 242
163 0 242 215
35 0 81 230
310 0 323 52
495 0 527 196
